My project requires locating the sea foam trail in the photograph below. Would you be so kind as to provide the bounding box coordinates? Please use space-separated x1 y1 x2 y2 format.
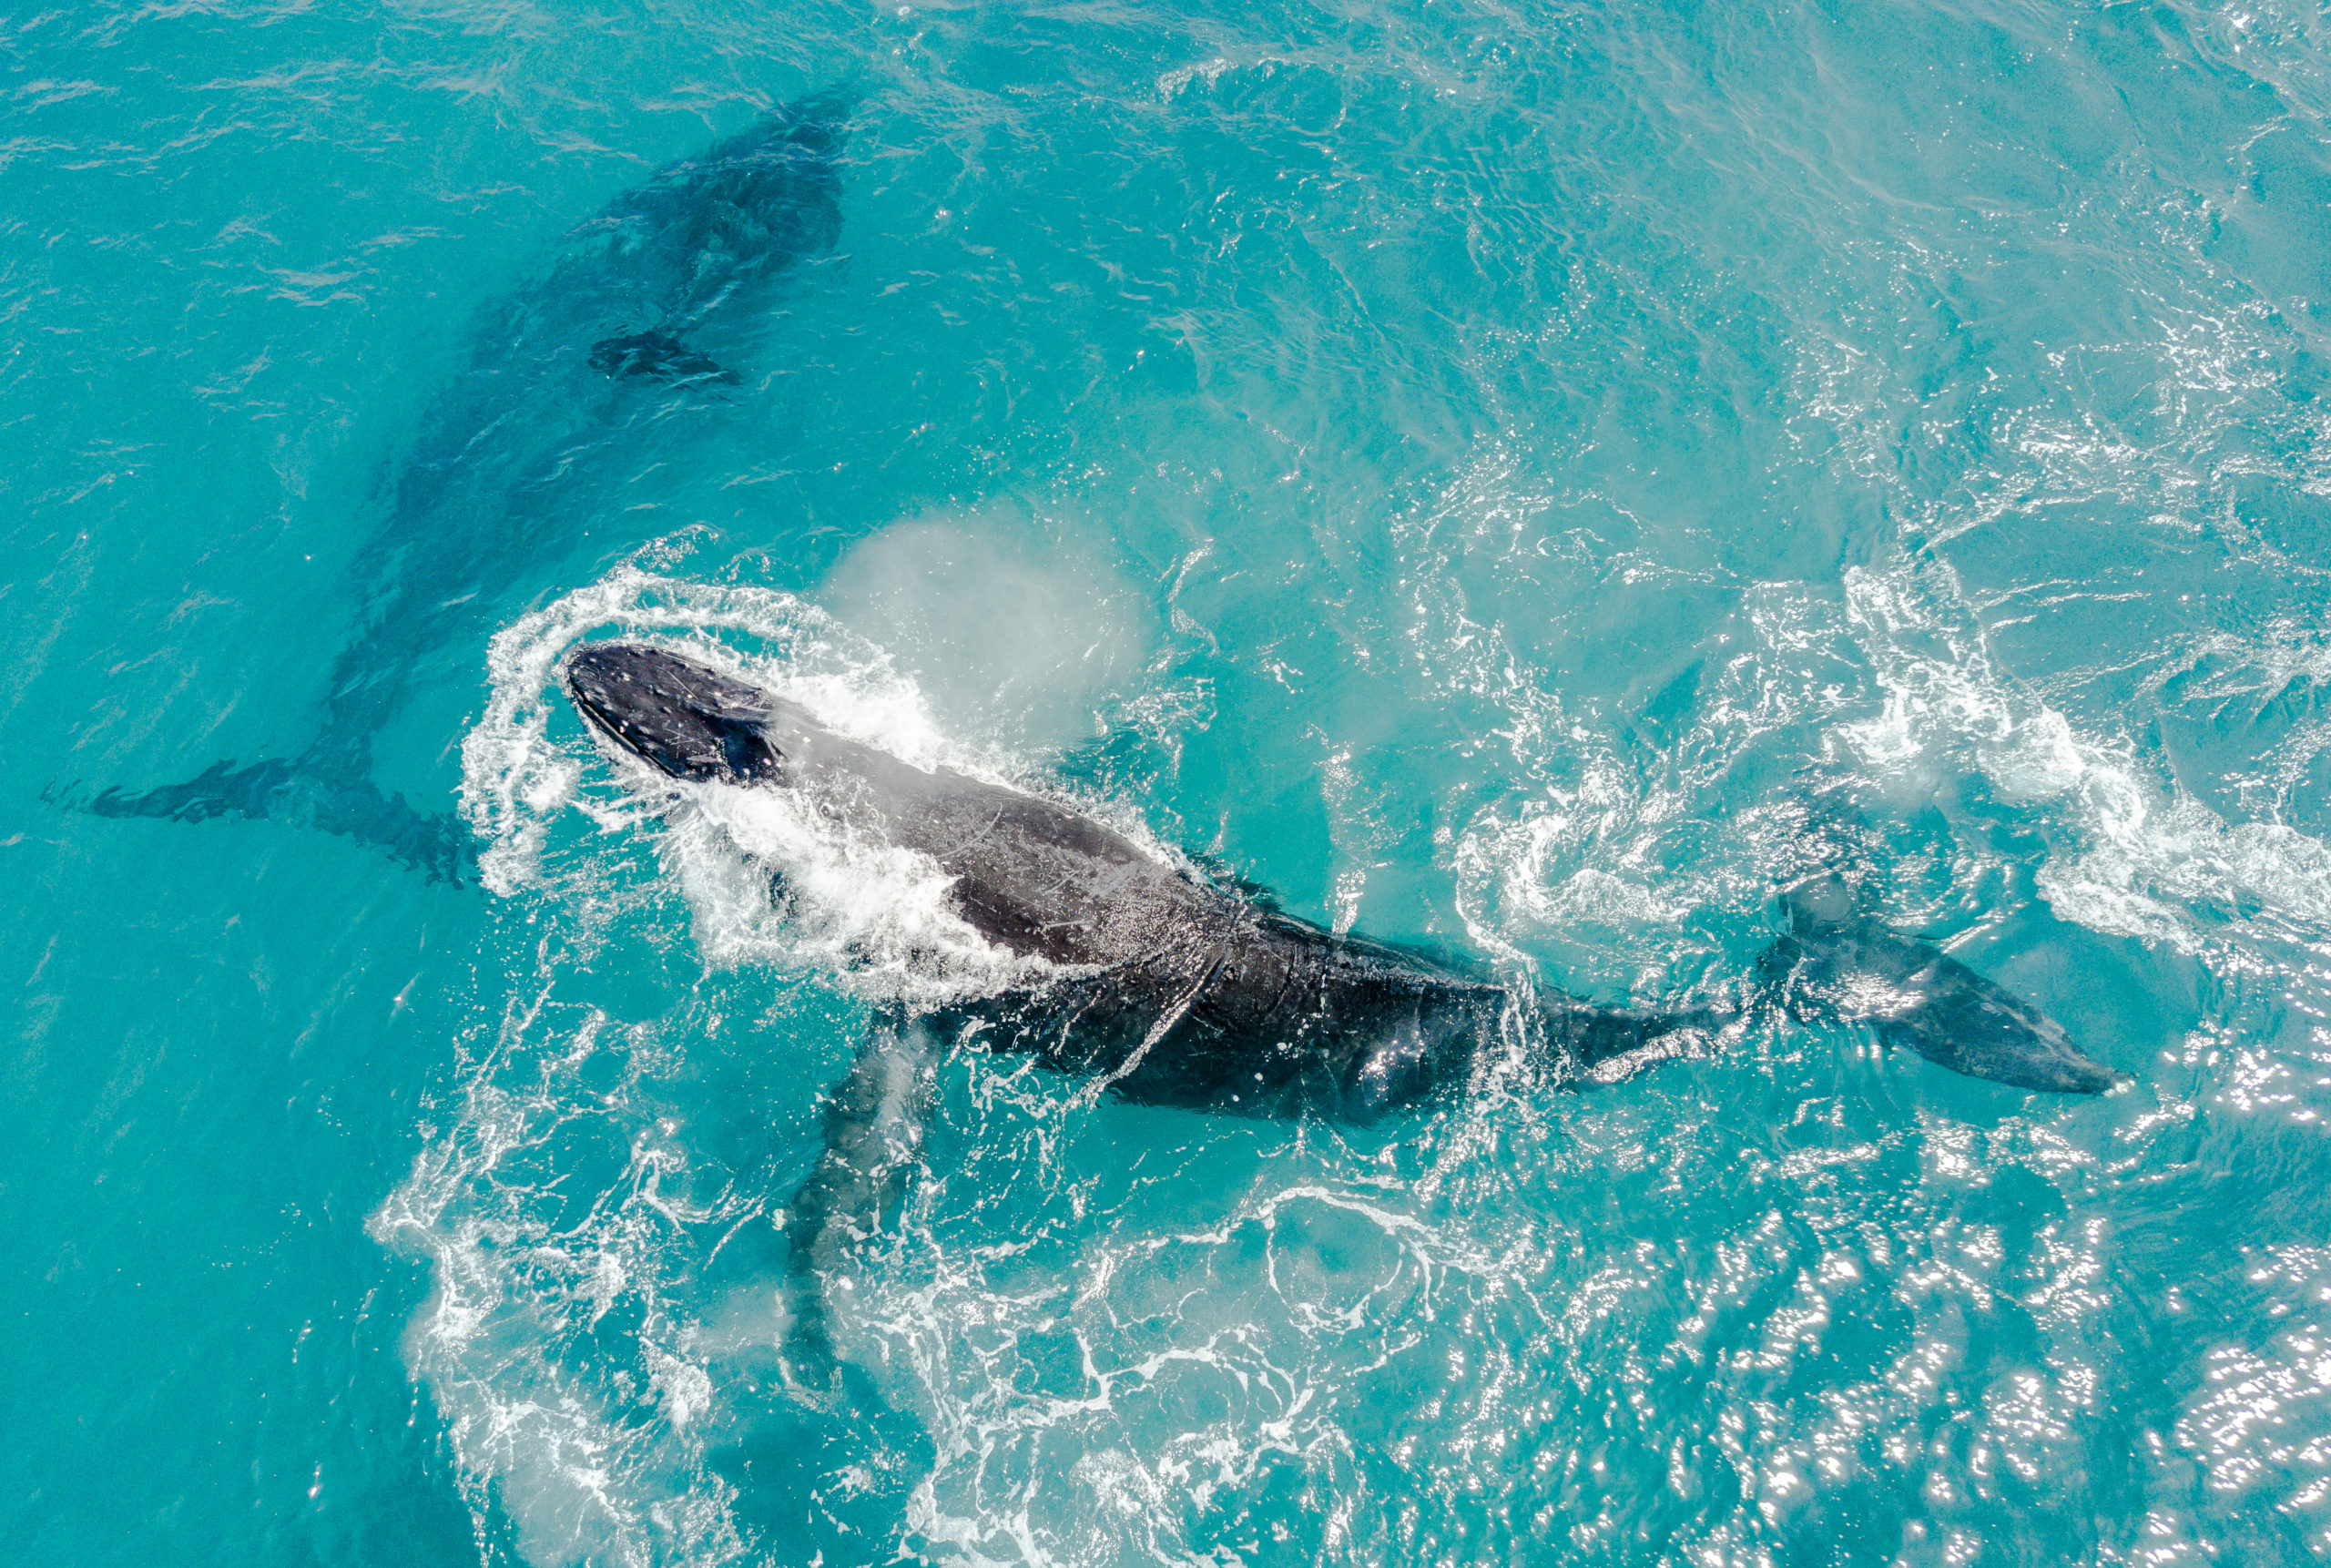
385 565 1008 1568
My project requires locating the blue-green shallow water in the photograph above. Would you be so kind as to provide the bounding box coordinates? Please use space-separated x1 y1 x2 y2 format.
10 0 2331 1560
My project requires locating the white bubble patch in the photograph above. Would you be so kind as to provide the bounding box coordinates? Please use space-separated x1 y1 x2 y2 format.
1837 554 2331 950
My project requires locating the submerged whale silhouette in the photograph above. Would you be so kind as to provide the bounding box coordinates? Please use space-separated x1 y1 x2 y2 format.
562 641 2129 1378
87 92 853 878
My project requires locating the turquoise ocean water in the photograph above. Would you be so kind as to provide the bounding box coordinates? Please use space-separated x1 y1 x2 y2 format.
10 0 2331 1561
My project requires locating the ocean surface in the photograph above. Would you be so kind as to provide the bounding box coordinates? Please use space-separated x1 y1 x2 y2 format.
8 0 2331 1562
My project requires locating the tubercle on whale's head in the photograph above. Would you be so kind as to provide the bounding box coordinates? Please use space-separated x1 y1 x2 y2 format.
564 642 793 787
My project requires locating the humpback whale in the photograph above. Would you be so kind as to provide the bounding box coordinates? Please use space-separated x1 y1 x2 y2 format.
87 92 853 878
561 641 2129 1376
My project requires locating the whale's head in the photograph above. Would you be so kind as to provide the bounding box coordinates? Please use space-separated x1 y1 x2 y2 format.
565 643 789 786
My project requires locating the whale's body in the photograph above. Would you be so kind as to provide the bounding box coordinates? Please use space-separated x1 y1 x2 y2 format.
566 640 2129 1108
90 94 852 877
566 642 1716 1122
562 641 2127 1378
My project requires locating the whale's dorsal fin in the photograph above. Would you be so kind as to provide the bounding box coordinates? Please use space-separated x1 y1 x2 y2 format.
588 329 739 386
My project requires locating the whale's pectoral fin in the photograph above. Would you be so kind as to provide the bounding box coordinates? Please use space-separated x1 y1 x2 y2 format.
589 330 739 386
779 1008 942 1397
77 757 472 883
1764 876 2128 1095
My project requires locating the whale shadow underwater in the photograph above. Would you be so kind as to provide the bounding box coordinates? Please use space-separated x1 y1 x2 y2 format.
561 641 2130 1387
83 90 855 879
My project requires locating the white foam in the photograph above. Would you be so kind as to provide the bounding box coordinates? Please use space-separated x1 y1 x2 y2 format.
372 997 752 1568
655 770 1054 1001
1837 553 2331 949
1387 443 2331 973
1394 447 1725 992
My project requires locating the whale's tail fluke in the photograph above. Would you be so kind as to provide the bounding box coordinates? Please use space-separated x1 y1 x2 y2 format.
1760 873 2128 1095
73 754 473 883
1541 884 2126 1095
